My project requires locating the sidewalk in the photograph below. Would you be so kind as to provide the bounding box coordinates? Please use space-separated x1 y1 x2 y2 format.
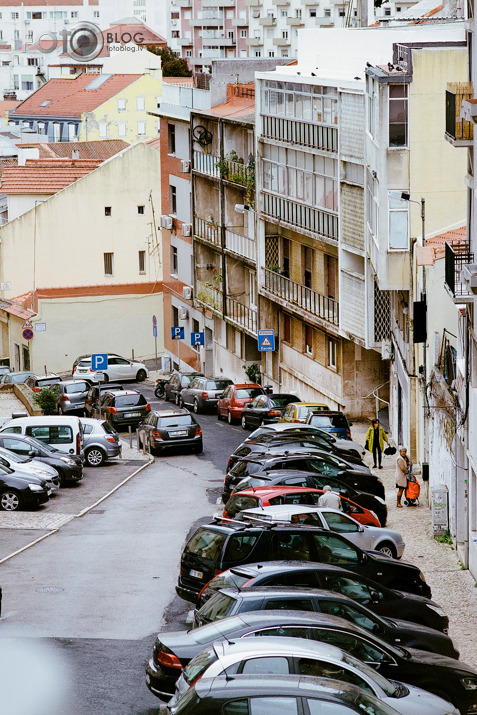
353 421 477 668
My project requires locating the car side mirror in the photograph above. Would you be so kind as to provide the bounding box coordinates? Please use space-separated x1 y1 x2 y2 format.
370 589 380 603
338 463 347 470
29 449 38 457
358 524 365 533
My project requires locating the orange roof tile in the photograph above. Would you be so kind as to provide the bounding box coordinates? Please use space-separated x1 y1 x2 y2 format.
17 139 129 161
0 158 18 180
10 73 141 119
426 226 467 260
0 158 101 194
0 100 20 113
206 97 255 120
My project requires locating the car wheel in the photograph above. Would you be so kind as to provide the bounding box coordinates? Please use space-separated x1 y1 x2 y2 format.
376 542 397 558
193 399 200 414
194 441 203 454
227 411 234 425
102 373 109 384
136 369 146 382
0 490 21 511
85 448 106 468
217 410 223 421
241 415 248 430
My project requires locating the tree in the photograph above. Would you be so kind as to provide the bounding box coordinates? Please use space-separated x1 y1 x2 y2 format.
147 45 192 77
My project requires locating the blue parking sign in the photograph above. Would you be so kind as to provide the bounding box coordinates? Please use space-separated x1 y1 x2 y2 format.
91 353 108 370
191 332 205 346
171 326 185 340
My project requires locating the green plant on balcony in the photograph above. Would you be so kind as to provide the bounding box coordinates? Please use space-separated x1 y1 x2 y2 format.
267 264 282 274
204 269 222 287
197 288 220 311
215 157 230 179
205 215 218 228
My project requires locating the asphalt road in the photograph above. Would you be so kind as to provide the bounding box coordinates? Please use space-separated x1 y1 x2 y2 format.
0 379 250 715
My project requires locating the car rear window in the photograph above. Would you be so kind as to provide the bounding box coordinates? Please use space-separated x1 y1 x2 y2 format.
114 394 146 407
159 415 194 428
193 616 246 644
205 570 251 596
65 382 88 394
225 495 258 516
182 646 219 686
309 415 348 429
195 593 237 627
101 421 116 434
184 528 227 562
236 388 264 399
77 361 91 367
38 378 61 386
271 396 296 408
206 380 230 390
230 461 259 478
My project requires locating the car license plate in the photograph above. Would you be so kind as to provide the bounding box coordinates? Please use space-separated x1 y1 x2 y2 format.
125 412 141 418
190 569 203 579
170 430 188 437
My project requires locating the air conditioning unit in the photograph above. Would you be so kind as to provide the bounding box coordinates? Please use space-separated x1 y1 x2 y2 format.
182 223 192 237
178 306 189 320
181 159 191 173
183 286 193 300
381 340 392 360
161 215 173 229
460 264 477 294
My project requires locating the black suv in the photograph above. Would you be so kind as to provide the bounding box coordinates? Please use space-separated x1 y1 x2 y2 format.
223 452 384 503
177 521 431 603
227 469 387 527
164 371 204 405
84 382 124 418
138 409 203 454
99 389 150 429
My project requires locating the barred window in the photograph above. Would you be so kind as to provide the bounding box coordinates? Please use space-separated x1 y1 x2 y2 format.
104 252 114 276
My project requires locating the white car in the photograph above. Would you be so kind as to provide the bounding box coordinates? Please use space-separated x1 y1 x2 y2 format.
0 446 61 492
170 637 458 715
235 504 405 558
73 355 148 384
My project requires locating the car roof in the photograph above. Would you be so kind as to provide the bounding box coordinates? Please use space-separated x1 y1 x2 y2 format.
240 504 328 518
292 402 329 408
154 409 190 417
205 519 326 535
309 411 348 417
105 389 139 396
237 452 327 465
217 587 363 606
232 384 263 389
231 486 322 498
225 561 347 577
33 373 60 380
61 379 89 386
215 635 343 660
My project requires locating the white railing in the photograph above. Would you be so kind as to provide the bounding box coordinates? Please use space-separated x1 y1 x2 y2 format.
225 229 256 262
193 150 220 178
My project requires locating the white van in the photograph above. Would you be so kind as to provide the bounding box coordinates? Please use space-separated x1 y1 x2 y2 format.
0 416 84 458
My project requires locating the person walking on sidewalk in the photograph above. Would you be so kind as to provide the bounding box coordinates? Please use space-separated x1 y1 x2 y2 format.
365 419 389 469
396 448 412 508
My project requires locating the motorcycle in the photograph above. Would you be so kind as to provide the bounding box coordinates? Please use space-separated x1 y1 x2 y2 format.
154 379 167 399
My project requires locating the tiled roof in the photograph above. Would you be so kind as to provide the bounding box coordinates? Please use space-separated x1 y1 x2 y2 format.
0 158 100 194
426 226 467 260
0 158 18 180
0 100 20 113
0 299 35 320
17 139 129 160
206 96 255 121
10 73 141 118
56 21 166 58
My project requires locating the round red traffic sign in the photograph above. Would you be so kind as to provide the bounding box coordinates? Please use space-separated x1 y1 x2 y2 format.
22 328 33 340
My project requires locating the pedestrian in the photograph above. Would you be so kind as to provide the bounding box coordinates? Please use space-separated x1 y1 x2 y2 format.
318 485 341 510
395 447 412 508
365 418 389 469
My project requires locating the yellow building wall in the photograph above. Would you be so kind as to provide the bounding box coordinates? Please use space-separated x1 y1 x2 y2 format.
78 73 162 143
409 47 467 237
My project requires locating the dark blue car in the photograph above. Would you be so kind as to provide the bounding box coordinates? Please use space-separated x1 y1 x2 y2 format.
306 410 352 440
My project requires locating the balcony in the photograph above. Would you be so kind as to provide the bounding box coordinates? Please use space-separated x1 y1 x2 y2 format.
444 242 475 303
273 0 290 4
216 156 255 192
226 296 258 334
445 82 473 146
286 16 304 24
264 268 339 327
189 14 224 26
231 17 249 25
263 193 338 243
196 278 223 312
225 228 257 263
193 150 220 178
392 322 410 368
259 16 276 24
273 37 291 46
245 0 262 5
247 37 264 46
194 216 221 247
177 37 193 46
173 0 191 5
202 36 236 46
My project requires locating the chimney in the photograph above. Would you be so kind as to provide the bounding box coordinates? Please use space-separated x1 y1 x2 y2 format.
72 149 80 160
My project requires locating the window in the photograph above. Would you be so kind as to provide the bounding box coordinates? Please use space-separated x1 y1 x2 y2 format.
71 11 78 18
22 80 33 91
99 121 107 138
138 250 146 274
137 121 146 136
281 9 288 16
26 426 72 445
136 96 145 111
118 122 126 137
25 32 33 42
170 185 177 215
282 238 290 278
171 246 178 275
282 30 288 39
324 8 331 16
168 123 176 154
172 30 180 38
240 29 247 38
270 532 311 560
328 338 337 369
117 98 126 112
27 58 40 66
268 50 275 57
241 657 289 674
104 252 114 276
104 206 111 217
255 51 261 57
389 84 408 147
11 12 19 19
13 76 19 90
384 6 391 14
305 325 313 356
388 191 409 250
185 49 192 57
366 170 378 240
94 11 99 17
366 76 378 139
283 314 291 343
313 533 360 564
303 246 312 288
137 205 145 215
295 9 302 18
309 8 317 16
248 697 299 714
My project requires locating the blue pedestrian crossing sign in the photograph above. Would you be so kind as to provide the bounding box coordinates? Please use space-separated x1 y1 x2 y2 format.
92 353 108 370
171 326 185 340
191 332 205 346
257 329 275 351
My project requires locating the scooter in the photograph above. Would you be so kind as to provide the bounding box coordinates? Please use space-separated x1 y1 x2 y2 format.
154 379 167 399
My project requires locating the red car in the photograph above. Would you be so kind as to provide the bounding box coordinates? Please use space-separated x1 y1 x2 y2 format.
217 383 265 424
223 486 381 527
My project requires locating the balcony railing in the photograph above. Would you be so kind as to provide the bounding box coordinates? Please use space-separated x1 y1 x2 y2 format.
263 192 338 242
262 115 338 152
264 268 339 326
445 82 473 145
193 150 220 178
194 216 221 246
196 278 223 312
392 322 410 367
445 241 475 302
225 229 256 262
216 157 255 190
226 296 258 333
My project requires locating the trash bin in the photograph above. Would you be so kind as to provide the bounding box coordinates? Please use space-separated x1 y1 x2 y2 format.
422 462 429 482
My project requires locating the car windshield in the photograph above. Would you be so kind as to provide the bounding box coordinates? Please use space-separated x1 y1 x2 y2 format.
236 388 264 399
183 647 218 686
65 383 88 394
38 378 61 386
341 652 398 697
159 415 194 428
9 373 32 383
27 437 58 454
206 380 231 390
309 415 348 428
184 528 227 562
196 592 236 625
0 449 27 463
114 394 146 407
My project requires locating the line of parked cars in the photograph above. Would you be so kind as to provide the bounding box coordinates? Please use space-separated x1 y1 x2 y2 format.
143 414 477 715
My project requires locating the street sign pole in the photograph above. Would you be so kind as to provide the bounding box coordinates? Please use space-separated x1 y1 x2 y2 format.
152 315 158 373
178 333 181 369
155 334 158 373
196 344 200 372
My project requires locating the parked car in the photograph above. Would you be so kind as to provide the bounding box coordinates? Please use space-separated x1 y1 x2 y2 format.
217 384 266 424
0 415 84 459
0 446 61 492
164 372 204 405
72 355 148 383
0 433 82 485
227 469 387 527
240 394 300 429
99 389 150 430
138 409 203 455
176 521 431 603
24 373 62 392
223 452 384 504
223 486 382 528
248 422 366 458
235 505 405 558
79 417 121 467
170 637 458 714
306 411 354 440
196 561 449 633
192 588 457 658
148 612 474 714
55 380 90 414
278 402 331 424
0 371 34 385
179 376 233 412
0 366 12 376
72 353 122 375
0 464 49 511
163 675 406 715
83 382 124 418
